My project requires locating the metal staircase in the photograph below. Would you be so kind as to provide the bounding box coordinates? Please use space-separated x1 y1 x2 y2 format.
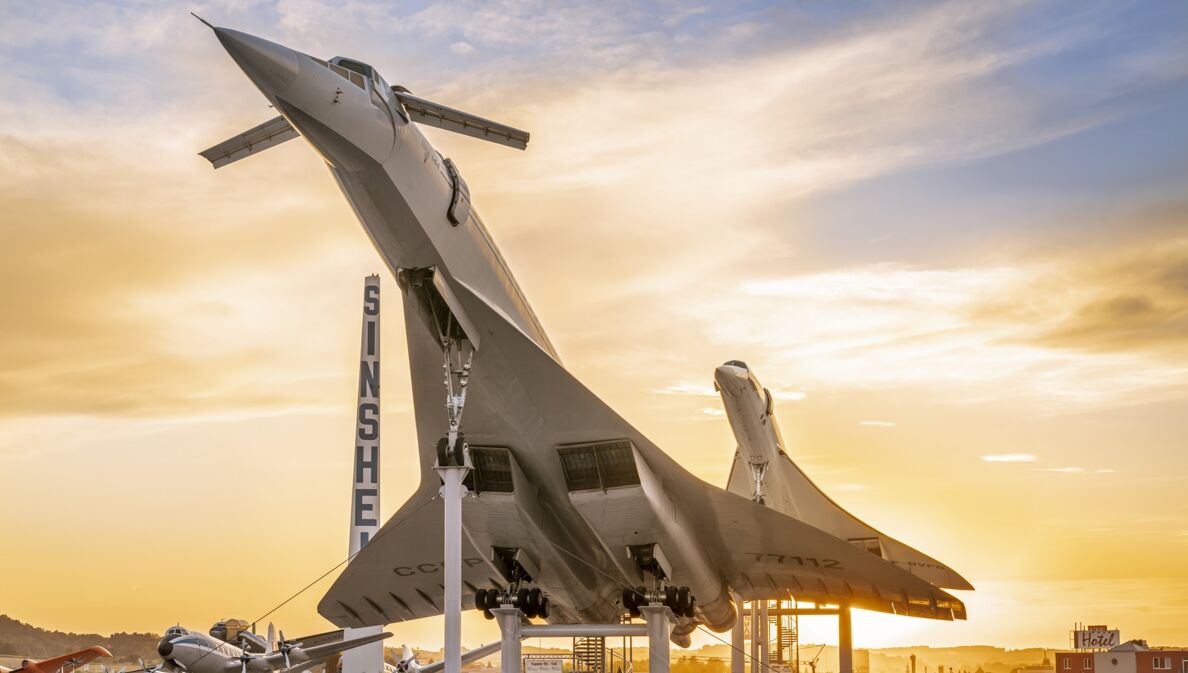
573 637 606 673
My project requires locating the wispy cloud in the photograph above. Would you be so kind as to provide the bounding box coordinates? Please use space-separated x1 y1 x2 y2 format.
654 383 718 397
982 454 1039 463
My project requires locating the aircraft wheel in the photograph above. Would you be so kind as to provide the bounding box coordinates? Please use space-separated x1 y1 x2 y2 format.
684 594 697 619
538 596 550 619
516 588 530 613
664 586 678 611
473 589 488 611
527 588 543 617
675 586 690 615
453 433 468 466
621 587 636 612
482 608 494 620
436 437 450 466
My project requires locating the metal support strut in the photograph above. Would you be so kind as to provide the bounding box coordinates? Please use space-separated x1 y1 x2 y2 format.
838 606 852 673
748 461 769 504
494 605 674 673
441 329 474 459
730 595 744 673
436 458 472 673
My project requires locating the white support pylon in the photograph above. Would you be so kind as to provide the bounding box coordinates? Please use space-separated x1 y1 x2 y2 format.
436 457 472 673
838 605 853 673
750 602 759 673
640 605 675 673
493 607 522 673
731 596 745 673
759 602 769 672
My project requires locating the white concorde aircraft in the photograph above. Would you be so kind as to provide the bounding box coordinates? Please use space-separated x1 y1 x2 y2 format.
196 21 970 646
713 361 974 590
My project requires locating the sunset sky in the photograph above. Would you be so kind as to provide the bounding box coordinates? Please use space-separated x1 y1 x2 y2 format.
2 0 1187 653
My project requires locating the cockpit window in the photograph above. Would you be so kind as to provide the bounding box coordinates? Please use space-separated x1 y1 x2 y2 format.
165 627 188 638
723 360 749 370
334 58 374 79
327 57 375 90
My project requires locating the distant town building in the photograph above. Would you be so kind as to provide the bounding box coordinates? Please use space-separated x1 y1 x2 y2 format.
1056 640 1188 673
1012 651 1055 673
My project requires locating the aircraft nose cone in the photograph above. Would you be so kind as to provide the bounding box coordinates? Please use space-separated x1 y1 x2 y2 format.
714 364 748 391
157 639 173 658
214 28 300 94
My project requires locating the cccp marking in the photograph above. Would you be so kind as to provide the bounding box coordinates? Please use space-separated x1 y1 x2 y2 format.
394 557 484 576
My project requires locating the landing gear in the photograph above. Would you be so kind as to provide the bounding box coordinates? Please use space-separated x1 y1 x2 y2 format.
474 586 550 619
622 544 698 619
622 585 696 619
475 547 551 620
399 267 476 470
436 434 467 468
436 308 474 468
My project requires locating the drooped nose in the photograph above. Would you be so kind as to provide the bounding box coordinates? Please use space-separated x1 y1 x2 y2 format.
157 638 174 658
714 363 749 393
214 28 300 95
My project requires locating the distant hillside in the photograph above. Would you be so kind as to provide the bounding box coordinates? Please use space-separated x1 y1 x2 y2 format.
0 616 160 663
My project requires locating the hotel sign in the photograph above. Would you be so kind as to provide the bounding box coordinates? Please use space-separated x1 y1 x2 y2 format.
1074 627 1120 649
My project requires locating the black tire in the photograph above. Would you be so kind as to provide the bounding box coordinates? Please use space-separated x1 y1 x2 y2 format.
538 596 550 619
473 589 488 611
435 437 450 466
676 586 690 615
528 588 543 617
516 588 529 612
664 586 678 611
621 587 635 612
453 433 467 466
482 608 494 620
684 595 697 619
628 605 641 619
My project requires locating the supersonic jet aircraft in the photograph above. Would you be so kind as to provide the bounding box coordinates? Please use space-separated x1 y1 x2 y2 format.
196 22 971 647
713 361 974 590
135 625 390 673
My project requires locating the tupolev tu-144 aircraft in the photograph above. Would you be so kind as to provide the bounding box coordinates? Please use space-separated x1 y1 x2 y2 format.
196 21 971 647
